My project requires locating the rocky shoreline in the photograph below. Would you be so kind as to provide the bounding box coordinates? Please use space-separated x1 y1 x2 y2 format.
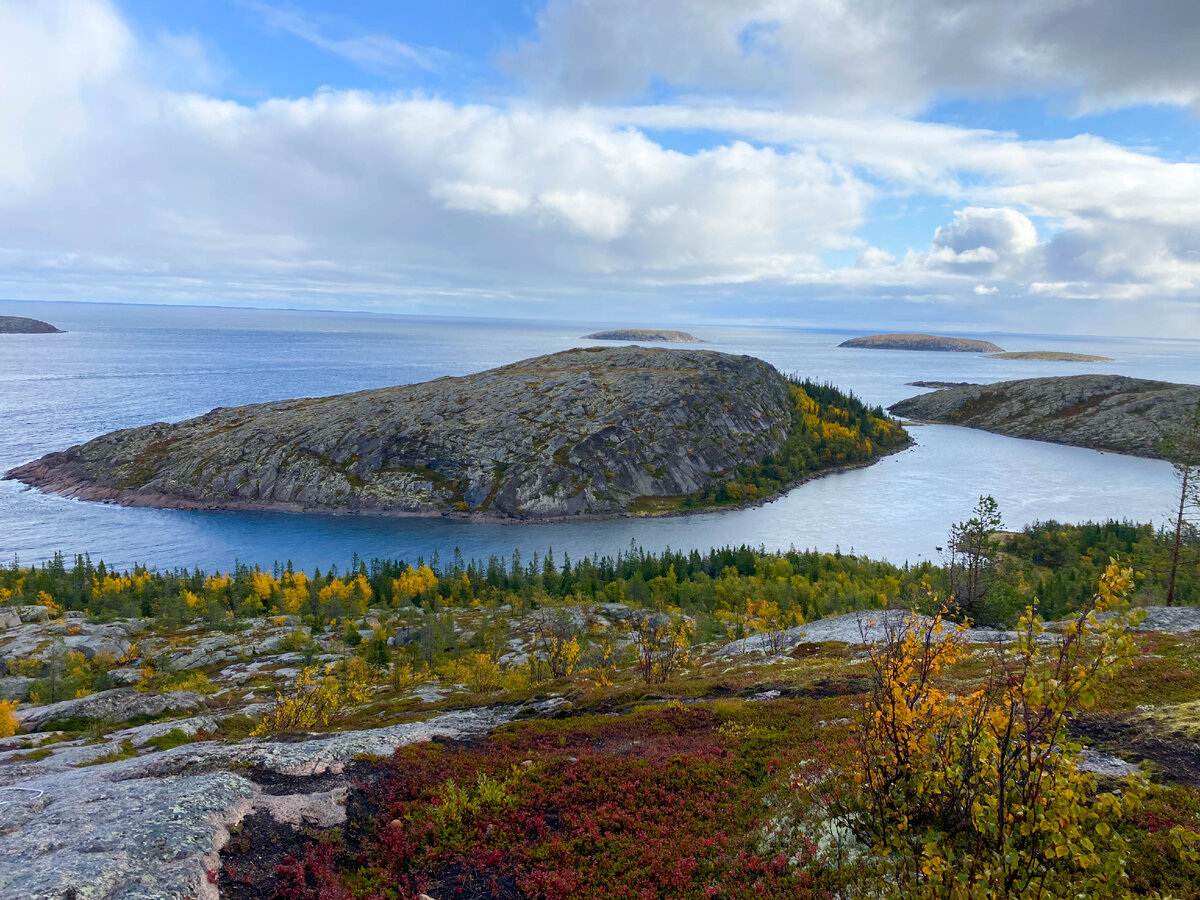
890 373 1200 458
6 347 906 521
7 442 914 524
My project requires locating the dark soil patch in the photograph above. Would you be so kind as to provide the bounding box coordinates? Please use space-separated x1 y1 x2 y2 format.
1072 713 1200 787
219 809 318 900
419 862 525 899
240 766 350 796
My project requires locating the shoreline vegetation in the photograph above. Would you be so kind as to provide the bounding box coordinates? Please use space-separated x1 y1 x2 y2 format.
648 376 910 514
4 519 1195 637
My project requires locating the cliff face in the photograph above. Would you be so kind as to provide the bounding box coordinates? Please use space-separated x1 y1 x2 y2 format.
840 333 1003 353
0 315 63 334
6 347 795 519
890 374 1200 458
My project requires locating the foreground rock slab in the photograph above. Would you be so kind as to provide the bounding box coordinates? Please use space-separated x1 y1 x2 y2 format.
0 707 518 900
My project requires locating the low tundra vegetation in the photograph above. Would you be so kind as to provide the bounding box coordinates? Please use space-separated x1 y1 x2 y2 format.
215 562 1200 899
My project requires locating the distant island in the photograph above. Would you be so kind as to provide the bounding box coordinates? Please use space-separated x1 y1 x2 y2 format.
890 374 1200 457
584 329 702 343
839 333 1003 353
985 351 1116 362
906 380 979 389
6 346 908 520
0 315 63 334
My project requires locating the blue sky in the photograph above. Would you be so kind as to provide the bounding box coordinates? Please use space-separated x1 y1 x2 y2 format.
1 0 1199 336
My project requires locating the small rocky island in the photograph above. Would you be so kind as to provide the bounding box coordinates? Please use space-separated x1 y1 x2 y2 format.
0 315 64 334
890 374 1200 457
583 329 702 342
840 333 1003 353
6 347 905 519
985 351 1116 362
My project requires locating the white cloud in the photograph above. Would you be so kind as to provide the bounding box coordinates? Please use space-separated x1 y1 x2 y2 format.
1 0 1200 334
504 0 1200 114
927 207 1040 275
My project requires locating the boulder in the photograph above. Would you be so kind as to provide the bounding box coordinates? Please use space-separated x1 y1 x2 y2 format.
0 677 32 701
16 688 204 731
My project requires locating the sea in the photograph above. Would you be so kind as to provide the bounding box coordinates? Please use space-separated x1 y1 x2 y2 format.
1 299 1196 574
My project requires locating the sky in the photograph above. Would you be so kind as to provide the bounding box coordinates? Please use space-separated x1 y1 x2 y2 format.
2 0 1200 336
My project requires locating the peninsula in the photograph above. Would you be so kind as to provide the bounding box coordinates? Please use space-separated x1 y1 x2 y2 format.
985 351 1116 362
583 329 702 342
840 333 1003 352
0 315 64 334
890 374 1200 457
5 346 907 519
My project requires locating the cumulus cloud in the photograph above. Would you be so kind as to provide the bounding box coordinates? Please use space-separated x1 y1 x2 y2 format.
1 0 1199 331
927 207 1040 273
505 0 1200 113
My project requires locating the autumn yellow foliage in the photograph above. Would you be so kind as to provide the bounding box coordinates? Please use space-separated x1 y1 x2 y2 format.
392 564 438 603
0 700 18 738
823 562 1200 899
251 657 374 736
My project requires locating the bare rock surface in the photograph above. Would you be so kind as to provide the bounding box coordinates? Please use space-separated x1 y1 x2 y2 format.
5 347 793 519
840 333 1003 352
714 606 1200 656
889 374 1200 458
0 706 519 900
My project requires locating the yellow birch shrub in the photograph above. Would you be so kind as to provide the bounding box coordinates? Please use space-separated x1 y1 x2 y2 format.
0 700 19 738
827 561 1182 899
252 666 342 735
440 653 504 694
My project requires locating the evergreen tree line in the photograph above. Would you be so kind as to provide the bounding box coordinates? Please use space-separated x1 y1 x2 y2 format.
2 517 1196 629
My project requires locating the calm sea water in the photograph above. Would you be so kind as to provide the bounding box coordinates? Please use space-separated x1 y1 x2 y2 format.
1 299 1196 572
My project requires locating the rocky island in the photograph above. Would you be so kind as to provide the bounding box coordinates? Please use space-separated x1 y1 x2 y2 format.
986 351 1116 362
890 374 1200 457
583 329 702 342
840 333 1003 352
0 315 64 334
6 346 907 519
